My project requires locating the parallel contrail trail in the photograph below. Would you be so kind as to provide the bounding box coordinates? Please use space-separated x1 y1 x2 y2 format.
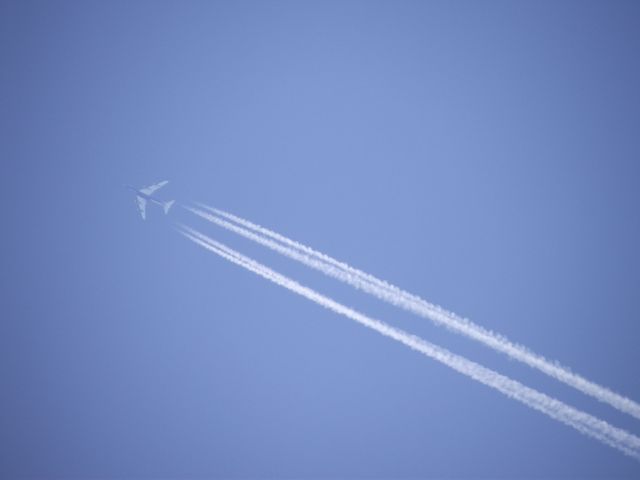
177 224 640 461
188 203 640 421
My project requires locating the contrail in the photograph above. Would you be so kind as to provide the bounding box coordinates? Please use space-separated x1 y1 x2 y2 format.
188 203 640 422
177 223 640 461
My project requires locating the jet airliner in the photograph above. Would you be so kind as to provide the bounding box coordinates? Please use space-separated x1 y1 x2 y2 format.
125 180 175 220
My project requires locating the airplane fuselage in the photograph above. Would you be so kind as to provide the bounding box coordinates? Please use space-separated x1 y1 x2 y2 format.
124 185 164 206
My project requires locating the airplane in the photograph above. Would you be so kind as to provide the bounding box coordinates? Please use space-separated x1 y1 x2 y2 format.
125 180 175 220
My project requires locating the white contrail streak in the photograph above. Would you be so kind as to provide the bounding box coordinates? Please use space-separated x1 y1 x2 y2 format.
177 224 640 461
188 203 640 422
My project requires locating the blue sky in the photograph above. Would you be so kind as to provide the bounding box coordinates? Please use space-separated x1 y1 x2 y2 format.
2 1 640 477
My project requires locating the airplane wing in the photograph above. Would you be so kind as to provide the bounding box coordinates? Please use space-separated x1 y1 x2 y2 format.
136 196 147 220
140 180 169 196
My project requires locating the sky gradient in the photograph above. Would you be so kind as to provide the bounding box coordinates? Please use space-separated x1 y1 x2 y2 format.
2 1 640 477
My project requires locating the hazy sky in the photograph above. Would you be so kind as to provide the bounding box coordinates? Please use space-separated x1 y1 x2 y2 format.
3 1 640 477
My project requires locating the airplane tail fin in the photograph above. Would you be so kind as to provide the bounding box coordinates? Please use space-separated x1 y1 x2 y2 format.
164 200 175 214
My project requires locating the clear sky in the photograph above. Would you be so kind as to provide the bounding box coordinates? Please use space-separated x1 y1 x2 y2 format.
2 0 640 477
